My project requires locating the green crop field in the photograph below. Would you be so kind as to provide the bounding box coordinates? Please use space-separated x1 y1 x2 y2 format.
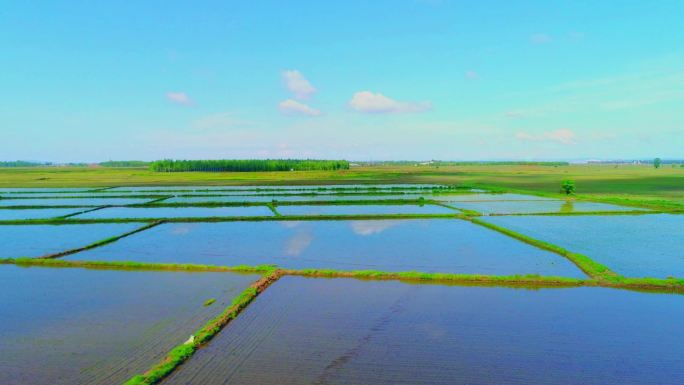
2 164 681 207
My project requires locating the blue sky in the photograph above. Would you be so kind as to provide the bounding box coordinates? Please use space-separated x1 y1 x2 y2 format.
1 0 683 162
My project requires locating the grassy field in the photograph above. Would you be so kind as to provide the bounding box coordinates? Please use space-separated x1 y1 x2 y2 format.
1 164 681 202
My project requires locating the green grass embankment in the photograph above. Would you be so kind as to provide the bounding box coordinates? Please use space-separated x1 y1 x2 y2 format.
1 258 277 273
37 221 164 259
469 217 617 280
122 270 281 385
3 257 683 294
0 213 464 226
284 269 584 288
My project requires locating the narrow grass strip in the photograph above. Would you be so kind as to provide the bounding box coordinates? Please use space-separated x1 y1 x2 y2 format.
2 257 683 293
592 276 684 293
0 194 171 200
38 221 164 259
284 269 584 288
266 203 281 217
469 217 617 280
57 206 107 219
1 257 277 273
122 270 281 385
0 213 465 225
489 210 660 217
144 196 174 204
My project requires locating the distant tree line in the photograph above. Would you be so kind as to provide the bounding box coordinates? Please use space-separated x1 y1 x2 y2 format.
0 161 52 167
149 159 350 172
99 160 150 168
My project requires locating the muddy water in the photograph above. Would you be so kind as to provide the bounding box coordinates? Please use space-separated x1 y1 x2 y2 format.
68 220 585 277
0 265 258 385
73 205 275 219
277 204 457 216
0 223 142 258
163 276 684 385
483 214 684 278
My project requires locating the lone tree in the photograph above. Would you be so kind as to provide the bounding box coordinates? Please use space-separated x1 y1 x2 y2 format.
654 157 662 169
561 179 576 195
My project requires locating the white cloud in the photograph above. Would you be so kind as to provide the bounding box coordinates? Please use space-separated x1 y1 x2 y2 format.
348 91 431 114
530 33 552 44
465 70 478 79
516 128 577 145
282 70 316 99
278 99 321 116
349 220 401 236
285 231 313 256
165 92 194 106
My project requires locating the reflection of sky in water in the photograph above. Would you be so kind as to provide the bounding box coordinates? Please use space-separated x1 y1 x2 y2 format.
483 214 684 278
163 277 684 385
69 220 585 277
285 230 314 256
349 220 402 235
449 200 637 215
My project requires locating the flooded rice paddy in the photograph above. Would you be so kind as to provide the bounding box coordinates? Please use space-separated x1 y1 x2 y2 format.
0 197 155 207
162 194 429 203
3 184 681 384
0 187 94 193
277 204 457 216
0 208 86 220
1 223 142 258
433 193 556 201
483 214 684 278
163 276 684 385
448 200 640 214
0 265 258 385
108 184 442 192
72 205 275 219
67 220 585 277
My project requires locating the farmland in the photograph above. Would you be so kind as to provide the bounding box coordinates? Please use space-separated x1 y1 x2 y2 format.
1 166 683 384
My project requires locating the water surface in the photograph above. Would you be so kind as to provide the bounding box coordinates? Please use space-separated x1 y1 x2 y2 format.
483 214 684 277
0 197 154 207
433 193 554 201
277 204 456 216
69 220 584 277
0 208 86 220
1 223 142 258
109 184 442 192
0 265 258 385
449 200 639 214
164 277 684 385
0 188 94 193
163 194 428 203
73 206 274 219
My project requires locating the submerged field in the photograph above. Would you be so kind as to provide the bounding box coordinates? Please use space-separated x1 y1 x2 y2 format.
164 276 684 385
66 220 585 277
0 265 258 385
0 179 682 384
